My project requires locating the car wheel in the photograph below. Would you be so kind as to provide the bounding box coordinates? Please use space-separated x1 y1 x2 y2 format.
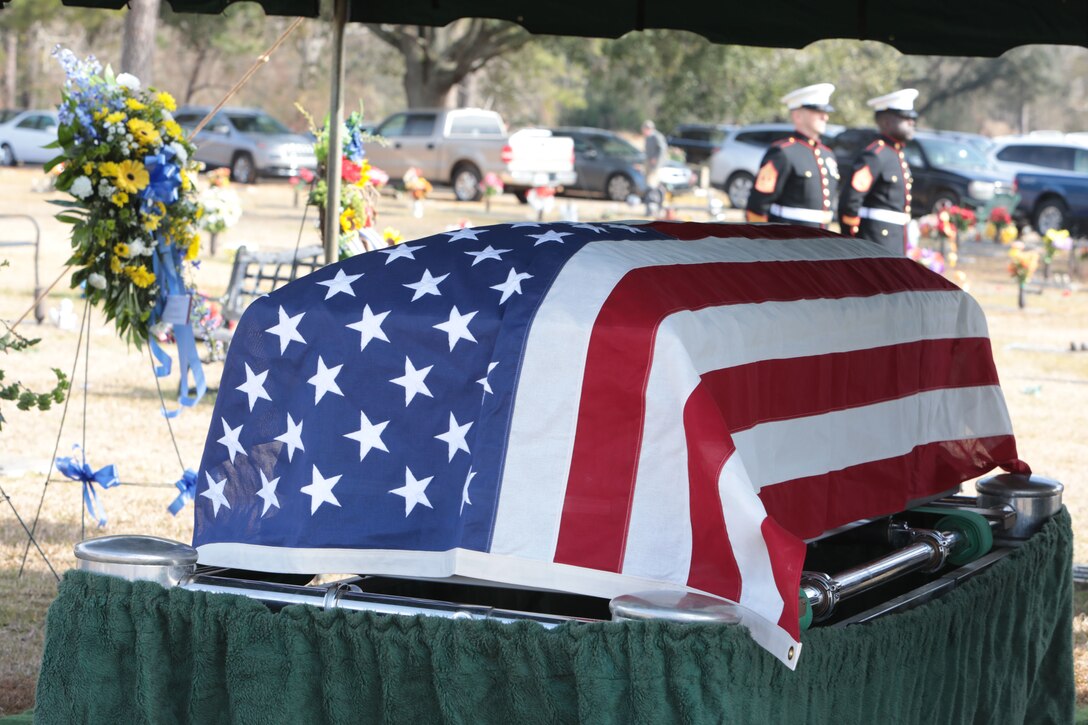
605 173 634 202
1033 197 1069 235
931 191 959 214
452 164 482 202
0 143 15 166
725 171 754 209
230 153 256 184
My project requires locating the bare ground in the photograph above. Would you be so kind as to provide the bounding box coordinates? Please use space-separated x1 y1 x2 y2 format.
0 165 1086 714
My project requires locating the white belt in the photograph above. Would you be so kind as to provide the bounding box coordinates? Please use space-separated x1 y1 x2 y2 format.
860 207 911 225
770 204 833 224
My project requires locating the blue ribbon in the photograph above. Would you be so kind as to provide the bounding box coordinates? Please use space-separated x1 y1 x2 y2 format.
167 468 198 516
149 235 206 418
139 150 181 210
55 445 120 528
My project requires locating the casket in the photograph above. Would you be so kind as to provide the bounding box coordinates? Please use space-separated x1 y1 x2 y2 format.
37 222 1073 723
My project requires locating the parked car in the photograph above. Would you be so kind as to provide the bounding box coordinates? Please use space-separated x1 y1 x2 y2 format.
0 109 59 166
546 126 695 201
707 123 845 208
0 109 24 124
1013 169 1088 234
831 128 1013 215
366 108 576 201
988 135 1088 178
174 106 318 183
667 123 735 166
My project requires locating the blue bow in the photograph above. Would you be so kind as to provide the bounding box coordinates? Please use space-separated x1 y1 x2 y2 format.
140 150 181 208
149 234 206 418
167 468 198 516
55 446 120 527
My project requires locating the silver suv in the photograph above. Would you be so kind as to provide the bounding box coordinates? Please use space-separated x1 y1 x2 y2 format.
174 106 317 183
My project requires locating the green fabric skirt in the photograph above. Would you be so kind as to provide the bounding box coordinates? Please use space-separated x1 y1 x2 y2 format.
35 510 1074 724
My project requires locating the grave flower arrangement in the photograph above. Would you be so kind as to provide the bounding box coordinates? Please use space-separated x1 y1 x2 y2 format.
49 47 203 347
197 168 242 254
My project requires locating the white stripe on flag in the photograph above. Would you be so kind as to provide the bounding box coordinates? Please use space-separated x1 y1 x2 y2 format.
735 385 1013 490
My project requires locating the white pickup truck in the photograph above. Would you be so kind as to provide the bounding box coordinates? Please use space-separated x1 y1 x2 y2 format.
364 108 576 201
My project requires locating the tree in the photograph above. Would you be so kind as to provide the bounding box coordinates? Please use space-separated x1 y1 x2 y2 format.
367 20 531 108
120 0 160 84
159 3 267 104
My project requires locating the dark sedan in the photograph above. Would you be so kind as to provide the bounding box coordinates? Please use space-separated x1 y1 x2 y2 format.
831 128 1012 215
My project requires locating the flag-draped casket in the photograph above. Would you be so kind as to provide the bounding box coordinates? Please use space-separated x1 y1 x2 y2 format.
193 221 1025 666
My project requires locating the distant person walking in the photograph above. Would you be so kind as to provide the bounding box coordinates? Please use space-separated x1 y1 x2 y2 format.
746 83 839 229
838 89 919 254
642 119 668 214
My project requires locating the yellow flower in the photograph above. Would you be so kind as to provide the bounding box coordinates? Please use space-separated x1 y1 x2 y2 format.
180 169 192 191
1000 224 1019 244
124 265 156 288
194 205 204 220
113 159 150 194
93 108 108 121
82 163 93 175
105 111 126 125
142 213 163 233
113 242 131 257
382 227 403 245
163 120 183 140
125 98 146 112
155 91 177 112
110 256 122 274
110 191 130 207
185 237 200 261
127 118 161 147
340 208 358 233
98 161 120 179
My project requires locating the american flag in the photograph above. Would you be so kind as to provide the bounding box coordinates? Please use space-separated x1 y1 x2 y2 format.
193 221 1026 667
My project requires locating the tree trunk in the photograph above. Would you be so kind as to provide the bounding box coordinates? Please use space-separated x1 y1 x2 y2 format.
2 31 15 109
121 0 161 84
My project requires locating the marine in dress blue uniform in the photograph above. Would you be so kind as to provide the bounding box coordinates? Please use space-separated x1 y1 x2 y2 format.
746 83 840 230
839 89 920 254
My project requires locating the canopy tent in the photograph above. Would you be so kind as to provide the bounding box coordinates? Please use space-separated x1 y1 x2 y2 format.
21 0 1088 261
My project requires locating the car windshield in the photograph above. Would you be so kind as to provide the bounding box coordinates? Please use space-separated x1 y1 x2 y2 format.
227 113 290 135
599 136 641 159
917 137 991 170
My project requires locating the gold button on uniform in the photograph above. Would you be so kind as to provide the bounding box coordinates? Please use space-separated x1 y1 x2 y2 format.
805 171 812 178
881 229 889 236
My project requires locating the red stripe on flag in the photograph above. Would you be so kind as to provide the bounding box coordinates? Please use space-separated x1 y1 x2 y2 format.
555 258 959 573
649 221 846 241
682 385 742 601
758 434 1022 540
760 517 807 638
703 338 1001 434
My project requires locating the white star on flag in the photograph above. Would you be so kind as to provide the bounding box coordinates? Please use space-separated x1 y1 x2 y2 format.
256 470 280 516
569 223 609 233
461 468 476 514
444 227 489 242
390 357 434 405
609 223 646 233
380 242 422 264
491 268 533 304
390 467 434 516
217 419 245 464
275 413 304 461
477 361 498 394
317 269 363 300
404 269 450 301
346 305 391 351
510 222 541 228
236 363 271 411
201 472 230 516
265 306 306 354
300 465 342 514
308 356 344 404
343 410 390 461
529 229 573 246
464 245 511 266
435 412 473 461
433 306 478 351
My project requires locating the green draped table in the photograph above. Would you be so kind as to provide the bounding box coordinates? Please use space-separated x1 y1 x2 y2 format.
35 510 1074 724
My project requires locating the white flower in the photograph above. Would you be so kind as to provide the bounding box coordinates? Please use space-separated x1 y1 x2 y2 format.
169 142 188 164
70 176 93 199
116 73 141 91
87 273 107 290
128 239 147 257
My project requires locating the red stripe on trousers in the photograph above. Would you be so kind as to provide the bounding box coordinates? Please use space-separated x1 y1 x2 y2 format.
554 257 960 572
